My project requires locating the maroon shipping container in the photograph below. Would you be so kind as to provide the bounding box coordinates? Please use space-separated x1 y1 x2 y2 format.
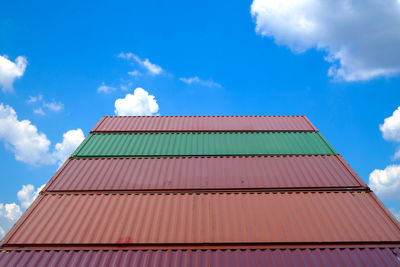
91 116 317 132
46 155 366 192
3 192 399 246
0 248 399 267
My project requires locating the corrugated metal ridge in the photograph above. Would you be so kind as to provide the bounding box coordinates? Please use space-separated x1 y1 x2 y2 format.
44 155 367 192
3 192 400 245
72 132 337 157
1 248 399 267
90 115 318 133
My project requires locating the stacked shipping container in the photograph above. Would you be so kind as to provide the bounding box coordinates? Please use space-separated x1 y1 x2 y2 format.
1 115 400 266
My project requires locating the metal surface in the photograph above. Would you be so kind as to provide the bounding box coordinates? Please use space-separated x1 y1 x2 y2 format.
3 192 400 245
72 132 336 157
46 155 366 192
1 248 399 267
91 116 318 133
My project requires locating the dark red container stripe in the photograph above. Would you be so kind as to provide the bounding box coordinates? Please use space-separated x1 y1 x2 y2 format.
45 155 366 192
4 192 399 245
91 116 317 132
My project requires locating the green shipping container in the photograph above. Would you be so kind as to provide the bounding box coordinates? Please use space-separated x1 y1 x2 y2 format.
72 132 337 157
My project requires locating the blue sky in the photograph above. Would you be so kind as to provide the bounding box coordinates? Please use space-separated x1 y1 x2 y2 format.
1 0 400 236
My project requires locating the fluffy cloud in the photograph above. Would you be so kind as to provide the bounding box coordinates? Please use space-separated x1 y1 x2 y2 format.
379 106 400 159
0 184 43 239
250 0 400 81
53 129 84 166
114 88 159 116
369 165 400 199
118 53 163 75
380 106 400 142
0 103 53 165
0 55 27 92
179 76 222 88
0 103 84 166
0 203 21 240
97 82 116 94
17 184 45 209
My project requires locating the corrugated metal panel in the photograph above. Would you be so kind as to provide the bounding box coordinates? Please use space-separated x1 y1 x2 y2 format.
46 155 366 191
72 132 336 157
4 192 400 245
1 248 399 267
91 116 318 132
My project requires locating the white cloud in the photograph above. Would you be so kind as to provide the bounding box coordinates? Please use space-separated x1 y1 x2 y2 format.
0 103 53 165
0 184 43 239
97 82 116 94
27 95 64 114
53 129 84 166
17 184 45 209
33 108 46 116
0 226 5 239
250 0 400 81
43 101 64 112
0 103 84 166
0 203 21 240
394 148 400 160
379 106 400 160
114 88 159 116
0 203 22 221
0 55 27 92
380 106 400 142
118 52 163 75
369 165 400 199
128 70 142 77
179 76 222 88
27 95 43 103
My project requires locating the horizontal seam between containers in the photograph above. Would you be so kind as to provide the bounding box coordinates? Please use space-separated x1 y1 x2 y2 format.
68 155 341 159
3 241 400 249
88 131 319 135
39 189 372 196
42 188 371 195
2 246 400 252
71 153 339 158
89 130 318 133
